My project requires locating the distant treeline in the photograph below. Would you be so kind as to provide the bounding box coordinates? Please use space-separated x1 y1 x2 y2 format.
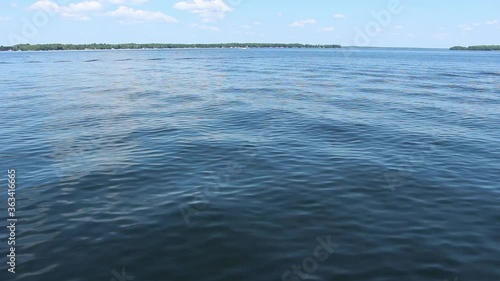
450 45 500 51
0 43 341 51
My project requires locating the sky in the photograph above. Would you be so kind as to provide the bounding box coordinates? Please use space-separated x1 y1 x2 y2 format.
0 0 499 48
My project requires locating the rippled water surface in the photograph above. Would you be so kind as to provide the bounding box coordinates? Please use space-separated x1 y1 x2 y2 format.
1 49 499 281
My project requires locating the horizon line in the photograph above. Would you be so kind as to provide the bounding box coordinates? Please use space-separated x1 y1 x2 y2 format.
0 42 460 49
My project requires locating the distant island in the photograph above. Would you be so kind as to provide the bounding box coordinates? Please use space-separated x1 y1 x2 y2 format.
450 45 500 51
0 43 341 51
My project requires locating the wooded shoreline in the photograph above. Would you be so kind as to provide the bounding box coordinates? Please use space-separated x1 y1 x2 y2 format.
0 43 342 51
450 45 500 51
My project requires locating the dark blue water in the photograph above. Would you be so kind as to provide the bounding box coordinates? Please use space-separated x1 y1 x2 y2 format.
1 48 499 281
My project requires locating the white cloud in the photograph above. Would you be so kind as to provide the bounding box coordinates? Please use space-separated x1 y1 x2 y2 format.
30 0 102 20
109 6 177 23
334 13 346 19
290 19 316 27
394 25 403 30
190 23 220 31
458 24 473 32
30 0 59 13
173 0 233 22
0 16 10 21
65 1 102 12
456 20 500 33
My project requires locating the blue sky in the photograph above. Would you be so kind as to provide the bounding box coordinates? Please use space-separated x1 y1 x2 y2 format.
1 0 499 47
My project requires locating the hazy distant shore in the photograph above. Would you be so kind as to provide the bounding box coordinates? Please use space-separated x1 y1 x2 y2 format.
450 45 500 51
0 43 341 51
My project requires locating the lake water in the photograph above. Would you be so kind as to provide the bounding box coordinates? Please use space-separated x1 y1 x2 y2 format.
1 48 499 281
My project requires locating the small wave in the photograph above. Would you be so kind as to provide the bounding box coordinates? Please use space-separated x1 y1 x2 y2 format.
116 58 133 61
0 155 15 158
366 78 390 83
448 84 487 92
55 60 70 63
477 71 500 77
147 58 165 61
84 59 99 62
358 87 385 94
0 61 12 64
417 83 440 89
27 60 42 63
163 94 204 104
128 91 164 100
437 72 465 78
